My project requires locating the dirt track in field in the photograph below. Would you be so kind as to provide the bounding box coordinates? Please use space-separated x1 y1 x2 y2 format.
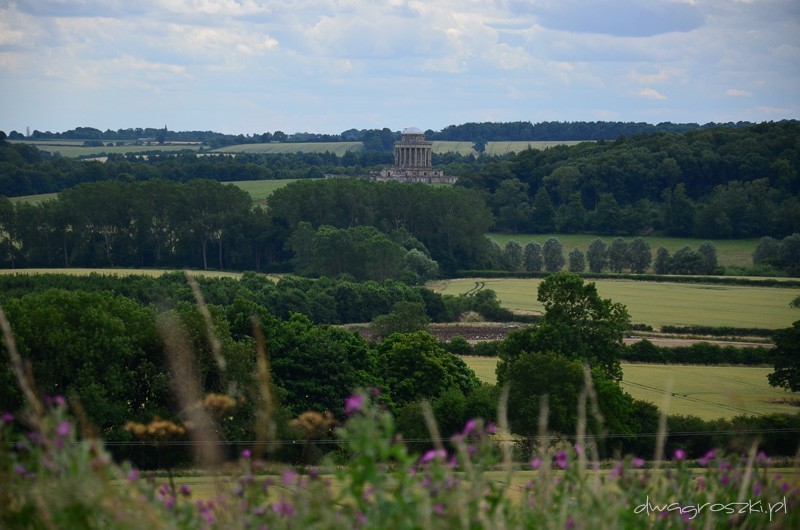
349 322 773 348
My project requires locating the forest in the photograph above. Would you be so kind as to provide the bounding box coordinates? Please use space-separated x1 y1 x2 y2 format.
1 121 798 243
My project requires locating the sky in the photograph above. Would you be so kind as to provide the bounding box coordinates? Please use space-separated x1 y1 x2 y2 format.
0 0 798 135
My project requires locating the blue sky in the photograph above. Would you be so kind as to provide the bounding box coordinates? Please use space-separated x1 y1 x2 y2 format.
1 0 798 135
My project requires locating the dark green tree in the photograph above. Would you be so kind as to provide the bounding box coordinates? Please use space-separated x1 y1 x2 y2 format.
654 247 671 274
371 301 430 341
607 237 629 273
628 237 652 274
698 241 718 274
524 241 544 272
531 187 556 232
568 247 585 272
586 238 607 273
767 320 800 392
503 240 524 271
542 237 565 272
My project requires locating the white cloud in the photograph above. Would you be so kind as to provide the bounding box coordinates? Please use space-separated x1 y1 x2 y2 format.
0 0 797 133
636 88 668 100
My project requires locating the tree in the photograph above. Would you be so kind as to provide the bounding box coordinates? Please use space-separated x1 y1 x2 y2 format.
568 247 585 272
628 237 652 274
542 237 565 272
586 238 607 273
698 241 718 274
670 246 706 275
662 183 695 236
371 301 430 341
654 247 671 274
503 240 524 271
497 273 629 385
531 187 556 232
753 236 780 266
607 238 629 273
555 193 586 234
767 321 800 392
524 241 544 272
377 331 479 408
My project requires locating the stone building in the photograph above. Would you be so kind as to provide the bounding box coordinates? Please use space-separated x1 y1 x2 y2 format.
370 127 458 184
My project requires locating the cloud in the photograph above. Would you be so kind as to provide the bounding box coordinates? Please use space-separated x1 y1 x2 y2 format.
726 88 752 97
510 0 704 37
636 88 667 100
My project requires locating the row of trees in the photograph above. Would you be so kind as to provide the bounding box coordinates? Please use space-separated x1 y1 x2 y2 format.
497 237 718 275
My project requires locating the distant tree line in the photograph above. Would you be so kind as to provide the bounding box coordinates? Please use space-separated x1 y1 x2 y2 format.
474 121 800 239
0 178 497 275
425 120 749 142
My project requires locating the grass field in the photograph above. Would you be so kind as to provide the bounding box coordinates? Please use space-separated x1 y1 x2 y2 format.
0 268 246 279
211 142 363 155
462 357 797 420
12 140 201 158
489 233 759 269
230 179 317 206
9 192 59 204
437 277 799 329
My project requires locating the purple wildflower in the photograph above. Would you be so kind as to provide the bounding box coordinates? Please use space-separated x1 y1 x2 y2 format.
611 461 623 479
698 448 716 466
180 484 192 497
753 482 762 496
282 469 298 485
241 448 251 459
345 394 364 416
13 464 27 476
462 419 477 436
756 451 772 465
721 474 730 486
56 421 71 437
555 451 568 469
486 423 496 434
127 468 140 482
433 503 446 516
164 495 176 509
631 457 645 468
530 457 542 470
565 515 575 529
272 497 295 517
673 448 686 461
574 443 583 455
420 449 447 464
1 412 13 424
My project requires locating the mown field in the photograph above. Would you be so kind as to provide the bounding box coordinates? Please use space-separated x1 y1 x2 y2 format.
0 268 246 279
230 179 316 207
437 278 800 329
489 233 759 269
11 140 202 158
212 142 363 156
462 357 797 420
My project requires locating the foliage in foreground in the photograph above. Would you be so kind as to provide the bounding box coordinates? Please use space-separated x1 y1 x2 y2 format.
2 393 798 529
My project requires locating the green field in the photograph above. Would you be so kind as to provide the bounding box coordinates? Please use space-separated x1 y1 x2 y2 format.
489 233 759 269
438 278 799 329
9 192 59 204
462 357 797 420
0 268 246 279
11 140 201 158
230 179 317 206
212 142 363 155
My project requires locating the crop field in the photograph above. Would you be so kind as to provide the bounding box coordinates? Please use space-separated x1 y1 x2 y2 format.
462 357 797 420
230 179 318 206
437 278 799 329
211 142 363 155
11 140 201 158
489 233 759 269
0 268 246 279
9 192 59 204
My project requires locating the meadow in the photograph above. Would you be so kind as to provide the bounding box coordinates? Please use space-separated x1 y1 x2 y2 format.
437 277 800 329
0 268 246 279
489 233 760 269
462 357 797 420
11 140 202 158
229 179 316 207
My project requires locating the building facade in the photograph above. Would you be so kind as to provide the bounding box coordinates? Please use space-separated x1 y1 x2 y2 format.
370 127 458 184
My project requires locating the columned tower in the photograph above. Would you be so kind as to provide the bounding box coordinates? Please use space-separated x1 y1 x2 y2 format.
366 127 457 184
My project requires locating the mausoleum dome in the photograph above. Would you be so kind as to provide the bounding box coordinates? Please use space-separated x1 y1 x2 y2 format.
402 127 424 135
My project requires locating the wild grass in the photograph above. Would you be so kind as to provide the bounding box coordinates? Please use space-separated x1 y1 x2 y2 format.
1 274 798 529
211 142 363 155
438 277 800 329
462 357 797 420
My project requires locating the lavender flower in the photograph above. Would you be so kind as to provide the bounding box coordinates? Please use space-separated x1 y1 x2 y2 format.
345 394 364 416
